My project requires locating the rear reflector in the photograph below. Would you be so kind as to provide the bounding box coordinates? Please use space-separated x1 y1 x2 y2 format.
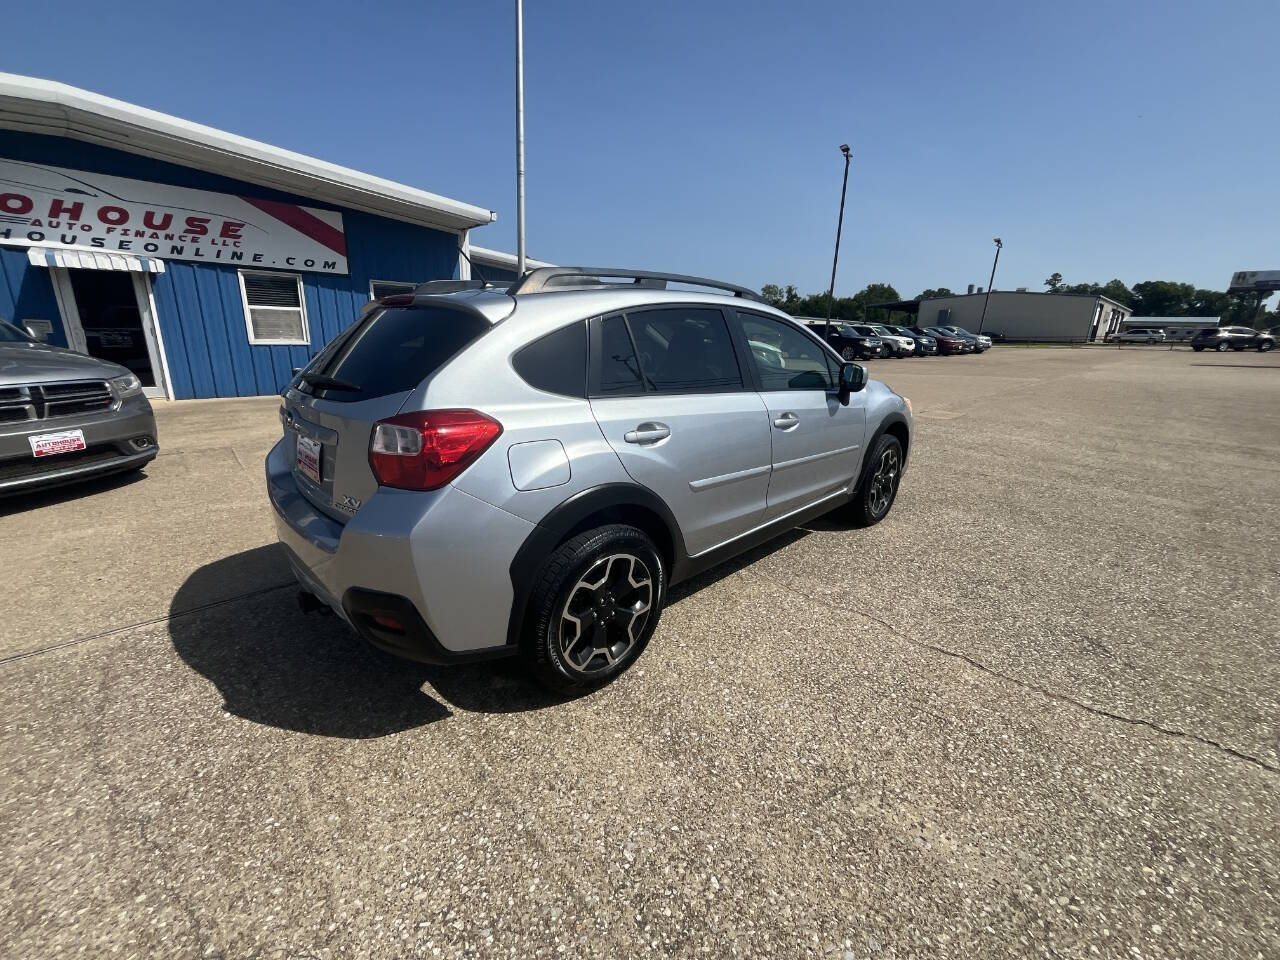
369 409 502 491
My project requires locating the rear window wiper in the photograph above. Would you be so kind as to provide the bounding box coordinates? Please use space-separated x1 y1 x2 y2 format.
300 372 362 392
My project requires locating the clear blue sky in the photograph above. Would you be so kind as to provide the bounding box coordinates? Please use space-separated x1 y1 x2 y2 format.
5 0 1277 301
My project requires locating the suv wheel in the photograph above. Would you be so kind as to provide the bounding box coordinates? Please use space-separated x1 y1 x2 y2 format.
840 434 903 528
522 524 665 693
841 347 856 361
1216 341 1230 352
1260 341 1274 352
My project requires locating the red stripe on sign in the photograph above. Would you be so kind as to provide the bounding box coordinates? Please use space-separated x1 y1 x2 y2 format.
239 196 347 258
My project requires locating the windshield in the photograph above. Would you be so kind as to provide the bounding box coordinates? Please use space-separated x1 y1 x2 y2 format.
852 326 877 336
870 325 894 336
0 321 36 343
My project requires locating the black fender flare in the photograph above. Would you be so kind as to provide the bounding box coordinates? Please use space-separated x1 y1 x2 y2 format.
505 483 688 647
856 411 911 490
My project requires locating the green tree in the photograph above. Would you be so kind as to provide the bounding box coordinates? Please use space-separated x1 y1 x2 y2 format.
852 283 902 324
1189 289 1231 319
761 283 801 312
1098 279 1132 306
1043 272 1064 292
915 287 954 300
1130 280 1195 316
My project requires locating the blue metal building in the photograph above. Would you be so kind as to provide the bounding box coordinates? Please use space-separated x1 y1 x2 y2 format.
0 73 497 399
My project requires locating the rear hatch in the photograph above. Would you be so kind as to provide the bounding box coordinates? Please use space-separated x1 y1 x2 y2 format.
281 302 493 523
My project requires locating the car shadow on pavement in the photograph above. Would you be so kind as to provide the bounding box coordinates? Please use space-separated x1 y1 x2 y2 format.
0 467 148 516
169 544 568 739
172 526 821 739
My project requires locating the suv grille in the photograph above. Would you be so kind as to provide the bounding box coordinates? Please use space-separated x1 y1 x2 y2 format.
0 380 113 423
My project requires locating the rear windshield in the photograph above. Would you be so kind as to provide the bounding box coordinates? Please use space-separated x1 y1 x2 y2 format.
312 305 489 402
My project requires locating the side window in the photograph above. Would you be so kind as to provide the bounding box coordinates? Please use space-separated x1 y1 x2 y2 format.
736 313 836 392
513 320 587 398
625 308 742 394
593 313 644 395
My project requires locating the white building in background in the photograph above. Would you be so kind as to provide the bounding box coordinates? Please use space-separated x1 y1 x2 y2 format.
914 290 1131 342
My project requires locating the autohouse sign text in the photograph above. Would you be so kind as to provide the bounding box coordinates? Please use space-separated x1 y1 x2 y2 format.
0 159 348 274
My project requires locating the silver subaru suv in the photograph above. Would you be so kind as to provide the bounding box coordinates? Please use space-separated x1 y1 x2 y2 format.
267 268 912 692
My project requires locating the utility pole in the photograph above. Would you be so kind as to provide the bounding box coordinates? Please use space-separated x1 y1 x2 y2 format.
977 237 1002 334
824 145 852 339
515 0 527 276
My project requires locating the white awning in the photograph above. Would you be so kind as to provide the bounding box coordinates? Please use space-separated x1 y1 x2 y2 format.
27 247 165 273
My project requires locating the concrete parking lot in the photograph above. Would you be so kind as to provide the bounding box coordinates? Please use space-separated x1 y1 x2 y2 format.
2 348 1277 959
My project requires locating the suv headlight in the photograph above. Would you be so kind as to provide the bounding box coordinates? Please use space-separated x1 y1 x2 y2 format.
110 373 142 399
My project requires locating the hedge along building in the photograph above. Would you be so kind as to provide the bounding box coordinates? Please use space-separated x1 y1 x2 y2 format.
0 73 497 399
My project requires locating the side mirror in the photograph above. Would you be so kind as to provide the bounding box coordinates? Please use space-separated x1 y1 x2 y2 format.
837 362 866 405
22 319 52 342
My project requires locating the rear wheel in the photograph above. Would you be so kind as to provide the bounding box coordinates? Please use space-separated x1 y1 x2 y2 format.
1217 341 1230 352
522 525 665 694
1192 345 1204 352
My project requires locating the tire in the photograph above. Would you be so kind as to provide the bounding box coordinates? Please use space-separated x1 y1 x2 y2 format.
841 347 856 361
838 434 904 528
1217 341 1230 352
1192 346 1203 352
1260 341 1274 352
521 524 665 694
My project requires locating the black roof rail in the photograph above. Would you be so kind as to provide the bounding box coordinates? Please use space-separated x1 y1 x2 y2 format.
508 267 763 302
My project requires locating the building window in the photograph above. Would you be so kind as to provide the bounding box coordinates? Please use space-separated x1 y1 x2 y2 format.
369 280 417 300
238 270 309 345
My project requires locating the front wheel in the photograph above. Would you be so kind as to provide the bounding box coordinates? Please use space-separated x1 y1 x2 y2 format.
842 346 856 361
1217 341 1230 352
522 524 665 694
1260 341 1274 352
838 434 904 528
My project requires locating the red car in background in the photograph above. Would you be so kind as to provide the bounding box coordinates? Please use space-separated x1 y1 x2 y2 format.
911 325 971 355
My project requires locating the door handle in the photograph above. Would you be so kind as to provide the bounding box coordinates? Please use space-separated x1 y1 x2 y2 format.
624 422 671 444
773 413 799 430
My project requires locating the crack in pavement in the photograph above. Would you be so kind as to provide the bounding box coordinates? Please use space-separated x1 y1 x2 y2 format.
780 579 1279 776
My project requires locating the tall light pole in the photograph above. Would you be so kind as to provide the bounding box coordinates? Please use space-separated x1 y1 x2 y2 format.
515 0 527 276
824 144 852 339
977 237 1002 334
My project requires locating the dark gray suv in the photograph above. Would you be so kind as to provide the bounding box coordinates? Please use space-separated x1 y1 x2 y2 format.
0 321 158 497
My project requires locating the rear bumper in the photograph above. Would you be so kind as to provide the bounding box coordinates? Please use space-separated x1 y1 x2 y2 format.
266 437 535 659
0 397 157 496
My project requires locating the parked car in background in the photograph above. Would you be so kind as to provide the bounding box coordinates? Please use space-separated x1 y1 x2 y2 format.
0 320 158 497
869 324 917 358
885 325 938 355
1190 326 1275 352
268 267 913 693
805 320 884 360
1115 328 1166 344
917 326 972 354
936 325 992 352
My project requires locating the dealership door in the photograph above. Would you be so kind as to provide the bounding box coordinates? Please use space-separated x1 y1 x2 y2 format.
43 259 170 399
67 269 157 384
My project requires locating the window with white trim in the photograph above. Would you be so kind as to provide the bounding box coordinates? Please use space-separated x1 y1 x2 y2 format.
239 270 309 345
369 280 417 300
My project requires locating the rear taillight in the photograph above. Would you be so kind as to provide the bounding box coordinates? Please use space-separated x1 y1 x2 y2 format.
369 409 502 491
